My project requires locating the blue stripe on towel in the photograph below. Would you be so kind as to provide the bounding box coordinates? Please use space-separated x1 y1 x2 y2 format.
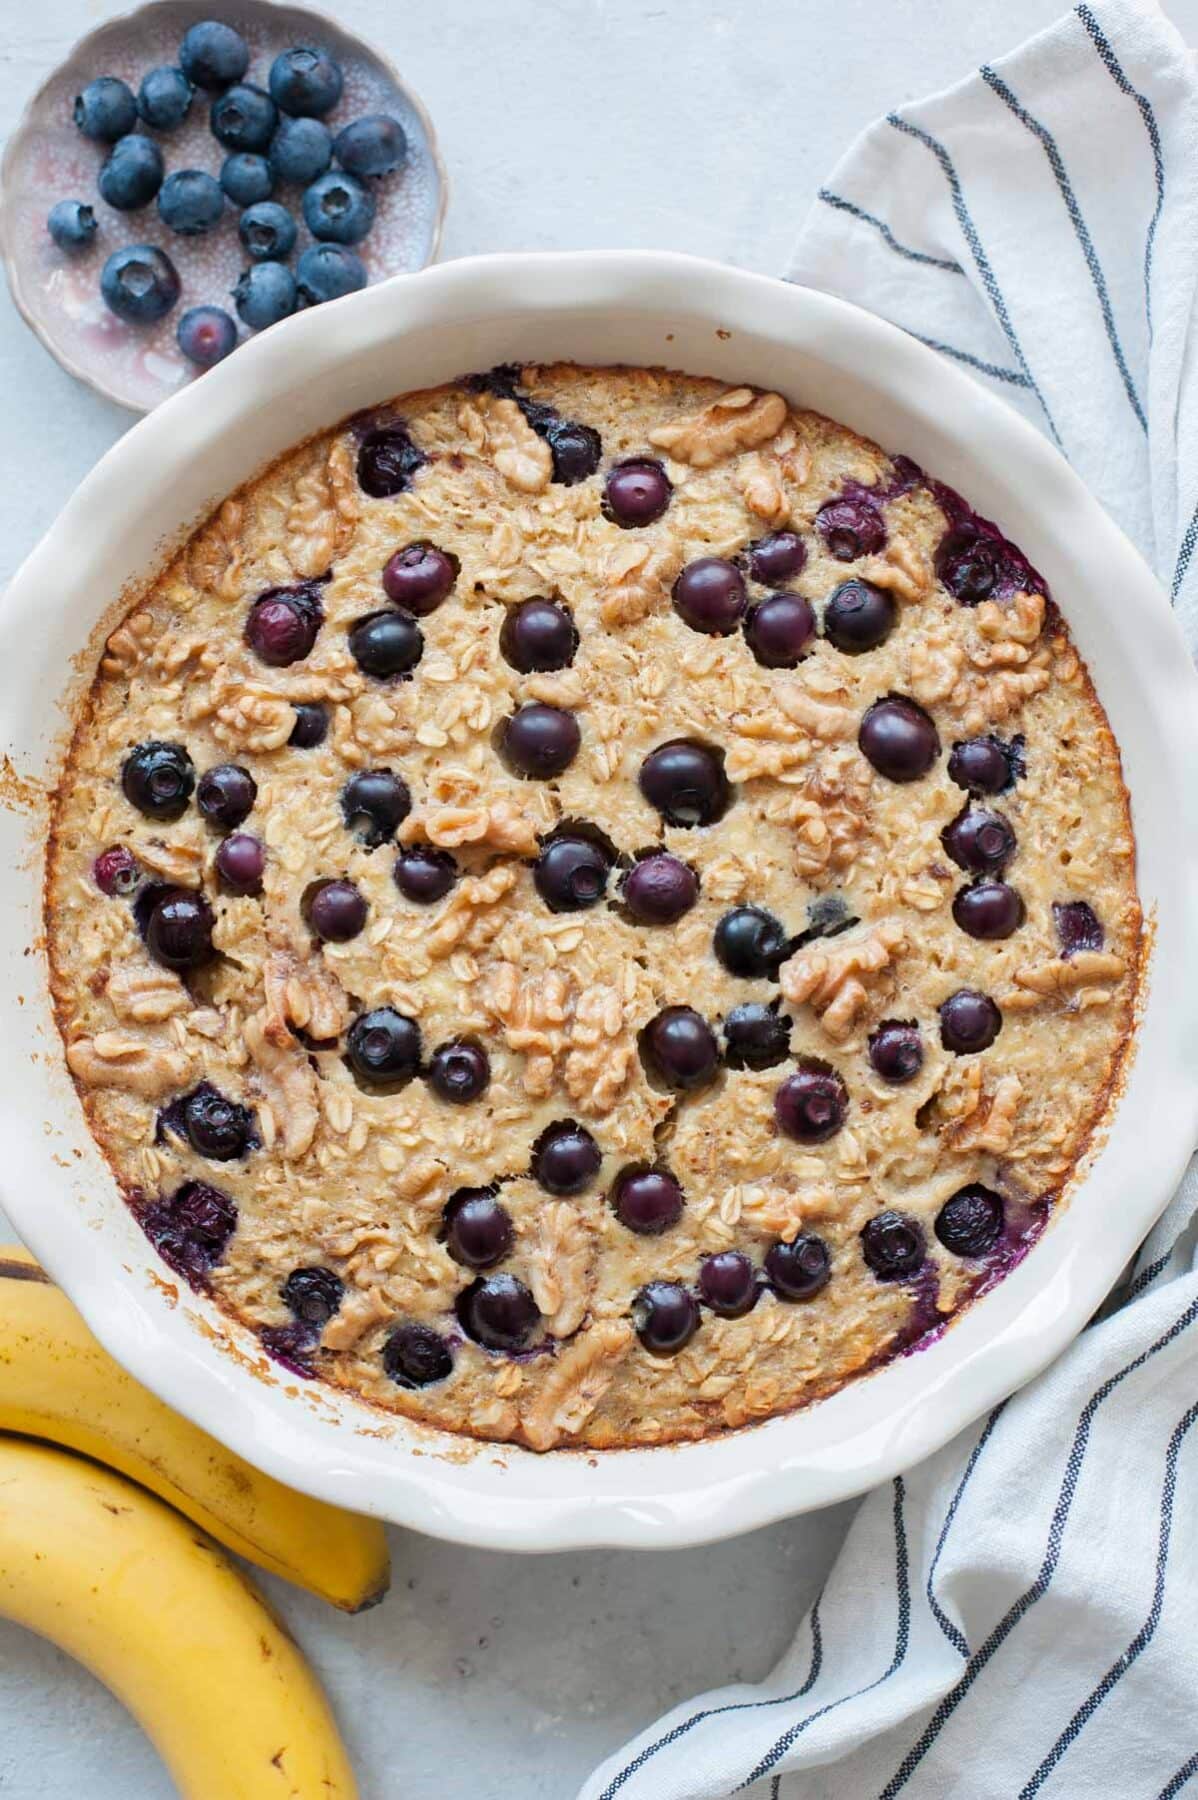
1076 3 1165 337
885 112 1063 447
1159 1751 1198 1798
1018 1401 1198 1797
980 63 1147 433
910 334 1033 388
1171 499 1198 603
816 191 966 272
877 1295 1198 1797
736 1480 911 1789
927 1401 1010 1657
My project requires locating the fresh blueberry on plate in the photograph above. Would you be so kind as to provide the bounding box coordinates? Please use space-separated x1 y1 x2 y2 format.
233 261 297 331
269 46 345 118
210 83 277 153
302 170 376 244
334 114 408 177
177 305 237 369
238 201 297 262
47 201 97 254
296 243 367 306
180 21 250 90
138 66 193 132
74 76 137 142
220 152 274 206
98 135 164 211
269 115 333 184
158 169 224 236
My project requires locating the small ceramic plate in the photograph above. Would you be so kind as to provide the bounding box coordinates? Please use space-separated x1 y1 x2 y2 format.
0 0 447 412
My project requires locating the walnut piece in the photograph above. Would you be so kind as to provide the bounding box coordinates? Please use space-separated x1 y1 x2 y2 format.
105 961 191 1025
648 388 788 467
599 540 676 629
948 1074 1022 1153
739 1183 836 1240
426 864 519 959
400 799 540 858
458 393 552 493
779 920 907 1041
1008 951 1126 1005
760 746 871 879
186 667 297 754
101 611 157 680
186 498 244 600
976 590 1044 646
562 983 636 1115
320 1285 392 1354
521 1320 633 1451
480 966 636 1116
133 835 206 886
480 963 570 1097
67 1031 192 1097
525 1202 594 1337
263 950 350 1043
284 437 359 578
244 1007 318 1161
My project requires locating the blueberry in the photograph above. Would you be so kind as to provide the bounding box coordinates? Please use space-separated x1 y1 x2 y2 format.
621 852 698 925
334 114 408 178
211 83 277 152
98 135 164 211
745 530 806 584
100 244 180 323
941 807 1016 874
936 1185 1004 1258
542 418 602 485
296 243 366 306
933 513 1042 606
868 1020 923 1084
713 905 788 978
672 558 747 635
499 598 577 672
603 458 672 527
346 1007 421 1084
47 201 97 254
303 171 375 244
144 887 215 970
269 115 333 184
93 845 140 897
722 1002 792 1071
631 1281 698 1354
457 1274 541 1352
340 768 411 847
939 989 1002 1055
816 495 886 561
180 21 250 90
158 169 224 236
245 583 323 665
640 1006 719 1091
382 542 458 614
531 1120 601 1196
216 832 265 895
289 703 329 748
138 66 193 131
238 200 296 261
122 741 194 820
948 734 1018 795
220 152 274 206
74 77 137 142
182 1083 254 1160
639 739 729 827
442 1189 513 1269
269 46 344 117
952 880 1025 940
823 579 896 653
197 762 256 829
501 704 581 779
383 1322 453 1388
282 1265 343 1325
534 834 611 911
356 423 425 497
858 696 940 783
698 1250 758 1318
177 305 237 368
1053 900 1104 958
428 1040 490 1104
137 1180 236 1285
766 1233 832 1301
611 1166 684 1235
306 879 367 943
774 1065 848 1143
233 261 297 331
348 609 423 679
393 846 457 905
744 593 816 668
862 1210 926 1280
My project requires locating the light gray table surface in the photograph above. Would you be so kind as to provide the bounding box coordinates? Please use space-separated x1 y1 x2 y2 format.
2 3 1195 1795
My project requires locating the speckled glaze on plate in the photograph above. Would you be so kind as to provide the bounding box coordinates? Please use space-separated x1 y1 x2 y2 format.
0 0 447 413
1 254 1195 1552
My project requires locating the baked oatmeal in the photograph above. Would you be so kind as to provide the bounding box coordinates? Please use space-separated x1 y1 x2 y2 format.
45 362 1140 1450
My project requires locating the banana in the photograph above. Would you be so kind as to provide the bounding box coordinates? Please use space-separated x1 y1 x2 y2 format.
0 1437 357 1798
0 1248 388 1612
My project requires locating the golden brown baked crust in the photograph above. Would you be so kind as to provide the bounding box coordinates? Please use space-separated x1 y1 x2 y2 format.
45 362 1141 1450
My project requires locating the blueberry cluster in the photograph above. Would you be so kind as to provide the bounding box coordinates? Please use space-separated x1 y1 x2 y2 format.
51 19 410 364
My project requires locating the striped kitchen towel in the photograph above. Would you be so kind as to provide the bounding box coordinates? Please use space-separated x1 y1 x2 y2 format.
580 4 1198 1797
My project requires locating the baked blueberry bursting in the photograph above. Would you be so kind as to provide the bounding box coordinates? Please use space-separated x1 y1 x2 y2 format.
382 543 458 614
632 1282 699 1354
93 846 141 898
713 906 788 979
862 1211 926 1281
744 530 805 584
698 1251 759 1318
122 741 195 821
282 1266 344 1326
245 583 324 667
611 1166 684 1236
355 423 426 498
340 769 411 847
935 1185 1004 1257
1054 900 1104 957
428 1040 490 1104
766 1234 832 1301
534 834 611 911
940 990 1003 1055
775 1066 848 1144
180 1084 255 1161
639 740 730 827
197 763 256 830
948 734 1022 795
346 1008 421 1085
442 1189 513 1270
868 1020 923 1084
531 1121 602 1196
639 1007 720 1092
383 1323 454 1389
603 458 672 527
816 494 886 561
135 1182 236 1287
621 852 699 925
457 1275 541 1352
500 598 578 672
722 1002 792 1071
394 846 458 904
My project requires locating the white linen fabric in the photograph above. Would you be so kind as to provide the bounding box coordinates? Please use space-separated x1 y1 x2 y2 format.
580 4 1198 1795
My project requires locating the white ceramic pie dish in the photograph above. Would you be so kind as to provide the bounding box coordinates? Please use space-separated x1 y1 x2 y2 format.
2 251 1196 1552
